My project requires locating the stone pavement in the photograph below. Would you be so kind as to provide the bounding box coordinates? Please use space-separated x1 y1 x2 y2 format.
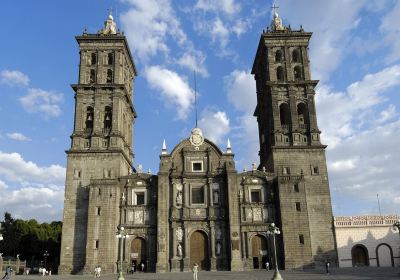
11 268 400 280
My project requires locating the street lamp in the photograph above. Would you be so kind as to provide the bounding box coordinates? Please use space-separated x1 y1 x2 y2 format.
393 220 400 236
116 226 128 280
43 251 49 269
266 223 283 280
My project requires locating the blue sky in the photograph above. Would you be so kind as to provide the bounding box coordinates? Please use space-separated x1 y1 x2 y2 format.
0 0 399 222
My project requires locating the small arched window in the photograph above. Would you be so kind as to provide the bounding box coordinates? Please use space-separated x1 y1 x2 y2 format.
104 106 112 130
90 69 96 83
106 69 113 83
91 53 97 65
294 66 303 80
85 106 94 130
292 49 301 63
275 50 283 62
297 103 309 127
276 66 284 81
108 53 114 65
279 103 291 126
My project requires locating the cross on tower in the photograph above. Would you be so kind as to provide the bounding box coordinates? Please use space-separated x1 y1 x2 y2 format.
271 2 279 14
108 7 113 16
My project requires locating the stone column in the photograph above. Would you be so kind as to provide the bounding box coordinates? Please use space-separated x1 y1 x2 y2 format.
170 224 179 272
0 255 3 274
16 256 20 275
183 225 190 272
210 225 216 271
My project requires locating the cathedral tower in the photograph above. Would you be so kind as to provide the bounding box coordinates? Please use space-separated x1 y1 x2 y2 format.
59 14 137 274
252 9 337 268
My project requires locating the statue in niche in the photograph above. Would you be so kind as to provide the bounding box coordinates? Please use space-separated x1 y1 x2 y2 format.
176 227 183 241
216 242 222 256
216 228 222 239
176 191 183 205
177 243 183 257
213 191 219 204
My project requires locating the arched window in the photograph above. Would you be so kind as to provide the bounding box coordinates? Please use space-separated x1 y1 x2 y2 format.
108 53 114 65
276 66 284 81
279 103 291 127
106 69 113 83
292 49 300 63
275 50 283 62
90 69 96 83
85 106 94 131
294 66 303 80
297 103 309 128
91 53 97 65
104 106 112 130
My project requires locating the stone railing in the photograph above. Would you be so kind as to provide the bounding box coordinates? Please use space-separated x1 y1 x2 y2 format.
334 215 400 228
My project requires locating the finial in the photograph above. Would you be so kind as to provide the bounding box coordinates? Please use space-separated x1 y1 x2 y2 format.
194 71 198 128
252 162 257 171
162 139 167 155
270 1 285 31
226 138 232 154
100 8 117 35
138 164 143 174
147 168 151 174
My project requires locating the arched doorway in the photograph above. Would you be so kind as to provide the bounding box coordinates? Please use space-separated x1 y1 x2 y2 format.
376 244 393 267
251 235 268 269
351 245 369 267
190 231 209 270
131 238 146 271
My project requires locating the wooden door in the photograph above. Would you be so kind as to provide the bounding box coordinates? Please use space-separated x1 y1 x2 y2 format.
190 231 209 270
131 238 146 270
352 245 368 267
251 235 267 269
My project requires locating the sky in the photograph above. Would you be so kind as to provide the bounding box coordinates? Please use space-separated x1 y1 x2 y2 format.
0 0 399 222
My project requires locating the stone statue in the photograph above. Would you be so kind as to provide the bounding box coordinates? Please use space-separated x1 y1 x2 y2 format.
176 191 183 205
213 191 219 204
177 243 182 257
216 228 222 239
176 227 183 241
216 242 222 256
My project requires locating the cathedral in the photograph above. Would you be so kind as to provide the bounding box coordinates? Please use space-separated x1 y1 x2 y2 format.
59 10 337 274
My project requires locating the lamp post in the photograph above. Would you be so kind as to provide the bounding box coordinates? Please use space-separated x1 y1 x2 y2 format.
43 251 49 269
266 223 283 280
393 219 400 236
116 226 128 280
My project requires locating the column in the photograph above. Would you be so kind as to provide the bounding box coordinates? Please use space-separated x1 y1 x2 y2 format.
210 225 217 271
183 225 190 272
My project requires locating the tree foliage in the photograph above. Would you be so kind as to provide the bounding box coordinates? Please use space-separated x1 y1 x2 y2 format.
0 212 62 272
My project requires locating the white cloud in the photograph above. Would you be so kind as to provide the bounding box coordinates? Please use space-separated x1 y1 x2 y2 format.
145 66 194 119
6 132 32 142
279 0 366 81
0 70 30 87
0 151 65 185
377 104 397 124
317 64 400 148
380 1 400 64
198 108 230 145
0 182 64 222
329 158 359 172
177 51 209 77
121 0 187 62
19 88 63 117
224 69 256 113
195 0 241 16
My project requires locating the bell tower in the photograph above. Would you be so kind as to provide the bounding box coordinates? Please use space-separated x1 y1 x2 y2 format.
252 7 337 268
59 13 137 274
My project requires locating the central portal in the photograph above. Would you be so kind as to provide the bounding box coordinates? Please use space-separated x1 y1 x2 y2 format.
190 231 209 270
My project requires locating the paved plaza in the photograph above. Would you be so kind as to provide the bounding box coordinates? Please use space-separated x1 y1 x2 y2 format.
10 268 400 280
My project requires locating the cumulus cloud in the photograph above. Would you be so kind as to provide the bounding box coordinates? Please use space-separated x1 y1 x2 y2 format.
0 70 30 87
6 132 32 142
177 51 209 77
0 152 65 221
317 64 400 148
195 0 241 16
278 0 366 81
0 151 65 185
19 88 63 117
0 181 64 222
145 66 194 120
224 69 256 113
198 108 230 145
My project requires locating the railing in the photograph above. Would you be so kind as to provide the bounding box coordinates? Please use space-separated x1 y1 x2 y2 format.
334 215 400 227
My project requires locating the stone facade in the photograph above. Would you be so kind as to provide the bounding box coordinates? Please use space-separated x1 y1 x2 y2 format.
334 215 400 267
59 12 337 274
